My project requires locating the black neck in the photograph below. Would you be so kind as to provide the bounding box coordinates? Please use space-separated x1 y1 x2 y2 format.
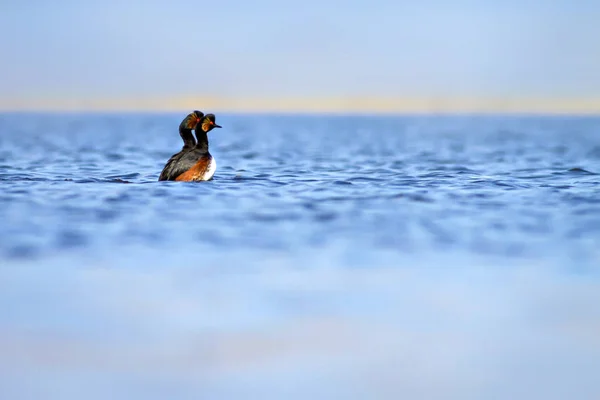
179 126 196 149
194 129 209 153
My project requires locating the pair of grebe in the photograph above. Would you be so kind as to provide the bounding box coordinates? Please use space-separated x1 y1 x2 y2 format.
158 111 222 181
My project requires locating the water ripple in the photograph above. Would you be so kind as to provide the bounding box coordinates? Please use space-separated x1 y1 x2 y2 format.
0 113 598 267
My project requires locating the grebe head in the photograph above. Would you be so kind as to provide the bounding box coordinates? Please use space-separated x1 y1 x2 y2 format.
200 113 222 133
180 110 204 130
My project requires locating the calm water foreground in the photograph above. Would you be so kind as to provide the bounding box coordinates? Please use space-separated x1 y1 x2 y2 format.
1 113 600 399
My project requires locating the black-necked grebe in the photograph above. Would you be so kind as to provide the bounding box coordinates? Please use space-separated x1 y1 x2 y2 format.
158 111 203 181
158 112 222 181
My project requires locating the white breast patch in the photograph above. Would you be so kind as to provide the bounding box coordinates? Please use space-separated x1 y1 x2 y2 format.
203 157 216 181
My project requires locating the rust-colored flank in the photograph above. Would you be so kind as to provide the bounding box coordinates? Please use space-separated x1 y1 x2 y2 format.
174 155 212 181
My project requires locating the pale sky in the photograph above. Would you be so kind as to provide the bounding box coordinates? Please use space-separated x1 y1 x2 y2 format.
1 0 599 111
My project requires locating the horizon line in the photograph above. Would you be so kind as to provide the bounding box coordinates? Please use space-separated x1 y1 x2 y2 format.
1 96 599 115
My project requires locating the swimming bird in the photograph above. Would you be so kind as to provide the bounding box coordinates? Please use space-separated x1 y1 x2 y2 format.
158 113 222 181
158 111 203 180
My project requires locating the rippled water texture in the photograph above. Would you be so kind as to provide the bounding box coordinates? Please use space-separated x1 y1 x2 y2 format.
1 113 600 399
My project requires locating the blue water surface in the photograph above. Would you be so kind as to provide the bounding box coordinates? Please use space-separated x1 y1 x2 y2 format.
1 113 599 399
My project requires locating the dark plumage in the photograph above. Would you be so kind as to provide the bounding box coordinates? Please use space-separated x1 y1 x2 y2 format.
158 112 222 181
179 110 204 150
158 111 203 181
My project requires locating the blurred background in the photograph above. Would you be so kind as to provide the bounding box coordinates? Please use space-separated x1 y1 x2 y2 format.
2 0 600 113
1 2 600 399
